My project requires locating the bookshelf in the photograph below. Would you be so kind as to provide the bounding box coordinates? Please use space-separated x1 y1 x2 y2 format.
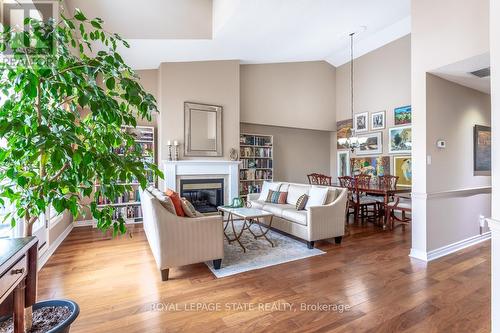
239 133 273 198
94 125 156 224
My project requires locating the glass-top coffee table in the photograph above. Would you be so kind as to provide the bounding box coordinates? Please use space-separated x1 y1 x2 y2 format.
217 207 274 252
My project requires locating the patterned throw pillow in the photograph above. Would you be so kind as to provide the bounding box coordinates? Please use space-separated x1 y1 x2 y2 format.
147 187 176 215
296 194 309 210
181 198 199 218
266 190 288 204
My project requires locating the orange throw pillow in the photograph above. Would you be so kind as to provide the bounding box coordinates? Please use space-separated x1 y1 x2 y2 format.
165 189 185 217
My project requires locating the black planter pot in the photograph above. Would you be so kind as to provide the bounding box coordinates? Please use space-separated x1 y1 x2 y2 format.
0 299 79 333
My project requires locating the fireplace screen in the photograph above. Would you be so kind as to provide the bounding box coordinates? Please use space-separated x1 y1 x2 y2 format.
180 179 224 213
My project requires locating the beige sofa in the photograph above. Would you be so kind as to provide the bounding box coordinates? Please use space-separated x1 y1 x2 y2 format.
248 182 347 248
140 189 224 281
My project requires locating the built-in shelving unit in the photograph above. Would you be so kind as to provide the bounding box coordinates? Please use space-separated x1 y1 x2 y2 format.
94 125 156 224
239 133 273 198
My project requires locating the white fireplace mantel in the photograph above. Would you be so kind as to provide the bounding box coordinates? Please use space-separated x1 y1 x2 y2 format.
162 160 240 204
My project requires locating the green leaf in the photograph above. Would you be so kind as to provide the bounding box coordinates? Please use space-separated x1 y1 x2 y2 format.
74 8 87 21
106 77 115 90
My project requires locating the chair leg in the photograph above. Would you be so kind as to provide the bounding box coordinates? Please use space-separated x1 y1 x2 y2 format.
161 268 169 281
307 241 315 249
334 236 343 244
213 259 222 270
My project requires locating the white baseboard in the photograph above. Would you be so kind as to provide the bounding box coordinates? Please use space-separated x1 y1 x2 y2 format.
38 223 74 270
409 231 491 262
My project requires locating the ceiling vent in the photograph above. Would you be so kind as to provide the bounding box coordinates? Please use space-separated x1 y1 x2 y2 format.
470 67 490 78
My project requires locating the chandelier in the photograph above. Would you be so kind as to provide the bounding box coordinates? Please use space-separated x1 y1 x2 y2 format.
337 32 367 153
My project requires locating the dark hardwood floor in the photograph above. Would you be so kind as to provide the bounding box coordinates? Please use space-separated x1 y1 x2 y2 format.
37 222 491 333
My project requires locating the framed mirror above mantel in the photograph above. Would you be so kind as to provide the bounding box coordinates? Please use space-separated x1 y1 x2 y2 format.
184 102 223 157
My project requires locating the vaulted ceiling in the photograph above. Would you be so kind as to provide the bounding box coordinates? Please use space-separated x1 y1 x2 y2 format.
65 0 411 70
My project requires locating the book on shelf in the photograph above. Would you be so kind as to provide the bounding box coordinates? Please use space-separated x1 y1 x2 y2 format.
240 135 272 146
240 147 272 158
97 188 141 205
240 158 272 169
239 169 272 181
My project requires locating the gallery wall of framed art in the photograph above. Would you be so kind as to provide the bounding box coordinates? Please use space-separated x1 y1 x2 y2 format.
335 105 412 182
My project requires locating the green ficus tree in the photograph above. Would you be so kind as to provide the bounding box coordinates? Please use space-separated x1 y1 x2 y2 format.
0 4 162 236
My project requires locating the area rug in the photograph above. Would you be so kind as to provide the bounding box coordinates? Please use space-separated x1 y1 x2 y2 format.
206 220 325 278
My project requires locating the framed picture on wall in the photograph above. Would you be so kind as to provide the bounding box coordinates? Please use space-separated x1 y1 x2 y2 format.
389 125 412 154
351 156 391 177
354 112 368 132
393 156 412 187
336 119 353 150
394 105 412 125
371 111 386 130
356 132 383 155
473 125 491 176
337 151 351 177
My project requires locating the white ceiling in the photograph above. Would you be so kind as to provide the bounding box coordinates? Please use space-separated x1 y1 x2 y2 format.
431 53 491 94
66 0 411 70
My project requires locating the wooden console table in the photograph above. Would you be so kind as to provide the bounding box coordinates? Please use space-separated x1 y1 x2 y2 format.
0 237 38 333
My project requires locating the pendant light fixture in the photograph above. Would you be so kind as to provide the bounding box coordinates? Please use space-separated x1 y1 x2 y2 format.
337 32 367 152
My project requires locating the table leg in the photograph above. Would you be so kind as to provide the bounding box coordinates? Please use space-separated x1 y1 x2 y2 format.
247 216 274 247
230 213 246 252
383 194 389 230
13 280 25 333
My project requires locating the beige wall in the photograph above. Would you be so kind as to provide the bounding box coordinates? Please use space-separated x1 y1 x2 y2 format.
135 69 159 128
411 0 490 255
240 61 336 131
425 75 491 250
426 74 491 192
157 60 240 164
240 123 332 184
333 35 411 176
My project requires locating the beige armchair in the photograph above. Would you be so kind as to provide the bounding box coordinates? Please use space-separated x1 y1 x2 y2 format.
140 190 224 281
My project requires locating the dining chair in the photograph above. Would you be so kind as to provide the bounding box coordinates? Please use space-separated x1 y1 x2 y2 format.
378 175 399 189
353 175 380 223
338 176 356 220
386 194 412 231
308 173 332 186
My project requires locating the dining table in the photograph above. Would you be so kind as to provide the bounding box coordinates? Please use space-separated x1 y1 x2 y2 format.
332 182 412 229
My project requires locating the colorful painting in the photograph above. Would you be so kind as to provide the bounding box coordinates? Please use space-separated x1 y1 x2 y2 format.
337 151 350 177
371 110 386 130
351 156 391 178
354 112 368 132
474 125 491 176
336 119 353 150
389 126 412 154
356 132 383 155
394 105 412 125
394 156 412 187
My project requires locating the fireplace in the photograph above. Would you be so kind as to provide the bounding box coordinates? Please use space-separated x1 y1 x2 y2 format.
180 179 224 213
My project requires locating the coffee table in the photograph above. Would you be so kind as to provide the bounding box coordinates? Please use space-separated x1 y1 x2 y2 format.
218 207 274 252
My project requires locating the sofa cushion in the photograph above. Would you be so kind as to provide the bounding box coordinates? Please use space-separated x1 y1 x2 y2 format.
155 193 177 215
286 184 311 205
249 200 266 209
266 190 288 204
165 189 185 217
281 209 308 226
262 203 289 217
181 198 200 218
325 188 339 204
258 181 282 201
296 194 308 210
306 186 329 209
